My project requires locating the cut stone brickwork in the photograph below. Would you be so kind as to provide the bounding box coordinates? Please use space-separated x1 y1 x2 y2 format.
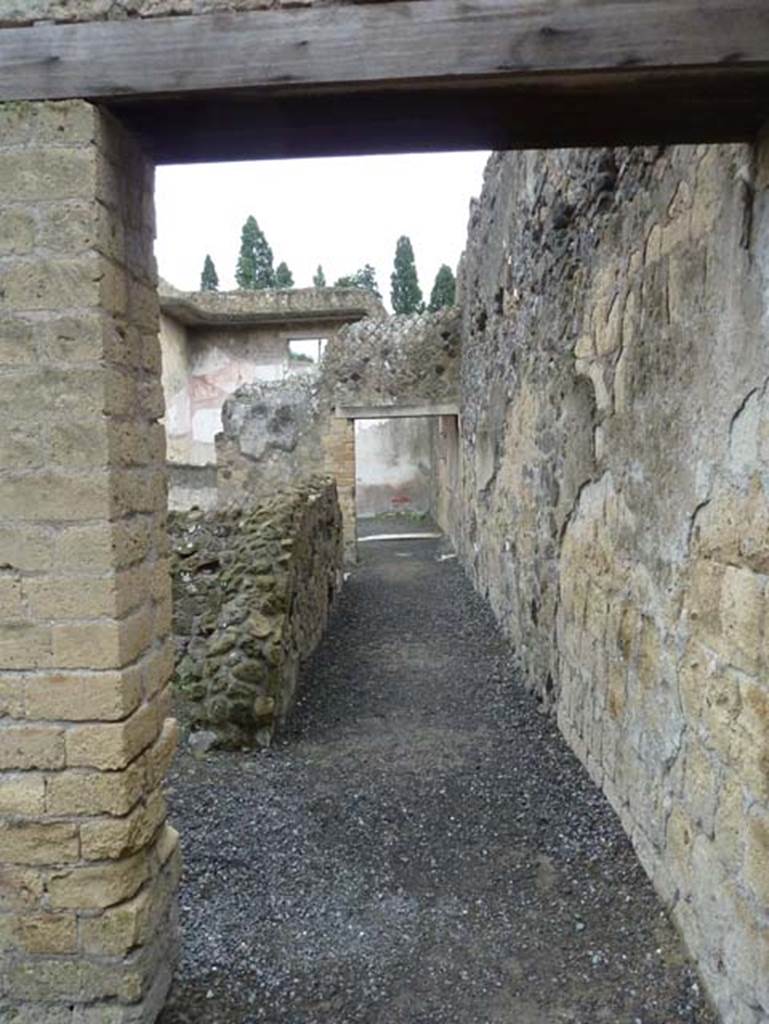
442 141 769 1022
0 100 178 1022
170 478 343 746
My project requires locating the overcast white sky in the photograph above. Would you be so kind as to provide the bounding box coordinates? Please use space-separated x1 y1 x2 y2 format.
154 152 490 310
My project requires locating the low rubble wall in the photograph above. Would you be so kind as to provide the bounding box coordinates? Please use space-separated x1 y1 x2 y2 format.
170 478 343 746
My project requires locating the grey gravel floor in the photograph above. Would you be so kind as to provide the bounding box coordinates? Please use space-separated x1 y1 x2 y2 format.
158 527 716 1024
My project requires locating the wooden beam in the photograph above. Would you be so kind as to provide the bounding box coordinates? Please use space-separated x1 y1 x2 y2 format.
1 0 768 101
116 70 769 162
0 1 768 158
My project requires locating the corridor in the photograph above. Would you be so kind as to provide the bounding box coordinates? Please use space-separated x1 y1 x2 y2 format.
160 528 714 1024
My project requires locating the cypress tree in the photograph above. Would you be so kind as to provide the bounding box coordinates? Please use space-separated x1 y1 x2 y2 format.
235 215 275 290
275 261 294 288
390 235 423 314
313 265 327 287
428 264 456 311
200 254 219 292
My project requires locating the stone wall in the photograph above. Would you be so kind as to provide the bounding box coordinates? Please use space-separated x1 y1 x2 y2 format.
0 0 406 25
0 100 178 1023
443 141 769 1022
170 478 342 746
217 376 323 506
319 308 460 412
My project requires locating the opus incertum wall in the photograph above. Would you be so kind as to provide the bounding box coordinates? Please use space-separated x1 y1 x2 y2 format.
0 3 768 1022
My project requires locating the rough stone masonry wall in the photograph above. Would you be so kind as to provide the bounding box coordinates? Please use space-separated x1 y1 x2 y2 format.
0 0 411 25
449 141 769 1022
217 376 323 508
0 100 178 1023
170 478 342 746
318 308 460 412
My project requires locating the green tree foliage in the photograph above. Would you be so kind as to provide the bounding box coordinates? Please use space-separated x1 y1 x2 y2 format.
334 264 381 299
200 254 219 292
275 261 294 288
235 215 275 290
428 264 456 311
313 265 327 287
390 235 423 314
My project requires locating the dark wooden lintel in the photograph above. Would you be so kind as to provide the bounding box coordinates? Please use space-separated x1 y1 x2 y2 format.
0 1 767 159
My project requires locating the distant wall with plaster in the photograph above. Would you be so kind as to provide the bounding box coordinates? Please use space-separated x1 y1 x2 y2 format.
355 417 433 518
158 287 384 510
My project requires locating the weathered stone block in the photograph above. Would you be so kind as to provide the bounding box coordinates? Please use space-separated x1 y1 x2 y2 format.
4 953 147 1004
46 763 145 817
699 664 742 762
0 676 24 719
0 724 65 770
46 849 149 911
0 148 96 202
80 842 179 960
682 741 720 837
65 700 161 770
717 566 765 675
142 638 174 700
14 911 78 955
37 312 107 365
0 822 79 866
24 667 143 722
743 812 769 907
0 524 52 573
686 560 725 642
24 575 117 621
0 208 36 255
0 255 104 312
52 604 153 670
0 470 111 523
0 100 98 147
0 577 24 619
142 718 178 792
0 864 45 912
0 774 46 816
733 679 769 801
0 622 52 670
80 787 166 861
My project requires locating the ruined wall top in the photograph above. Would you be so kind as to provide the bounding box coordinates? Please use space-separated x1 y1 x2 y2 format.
159 281 386 328
0 0 408 26
320 307 461 410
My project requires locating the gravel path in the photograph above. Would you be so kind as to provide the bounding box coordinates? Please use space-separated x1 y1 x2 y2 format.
159 529 716 1024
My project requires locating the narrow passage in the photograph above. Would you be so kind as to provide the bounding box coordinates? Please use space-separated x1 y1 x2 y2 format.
160 524 715 1024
